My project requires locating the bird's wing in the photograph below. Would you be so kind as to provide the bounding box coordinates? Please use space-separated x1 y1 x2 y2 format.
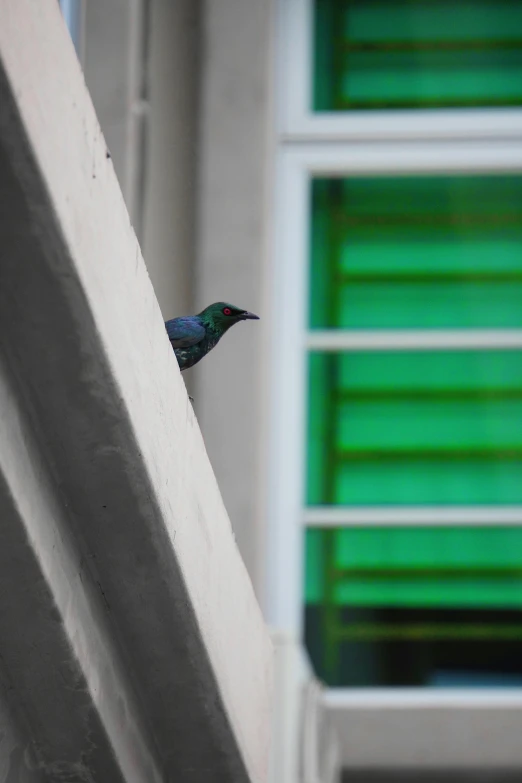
165 317 206 347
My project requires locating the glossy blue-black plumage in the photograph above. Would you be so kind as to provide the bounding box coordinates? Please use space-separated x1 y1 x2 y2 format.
165 317 206 348
165 301 259 371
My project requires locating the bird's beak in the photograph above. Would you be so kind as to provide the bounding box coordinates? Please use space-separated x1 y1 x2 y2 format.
242 311 259 320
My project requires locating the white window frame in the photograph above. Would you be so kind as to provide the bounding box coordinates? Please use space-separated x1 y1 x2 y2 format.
267 140 522 635
278 0 522 142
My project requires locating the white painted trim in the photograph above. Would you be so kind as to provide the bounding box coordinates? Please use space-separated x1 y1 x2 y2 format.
283 112 522 143
323 688 522 710
325 687 522 769
306 329 522 352
282 141 522 176
271 0 522 649
265 152 309 633
277 0 312 138
303 506 522 527
266 135 522 636
279 0 522 142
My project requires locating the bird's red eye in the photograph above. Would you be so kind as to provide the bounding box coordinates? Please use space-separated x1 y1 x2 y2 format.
223 307 232 315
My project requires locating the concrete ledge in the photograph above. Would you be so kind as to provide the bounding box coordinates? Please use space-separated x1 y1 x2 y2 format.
0 2 272 781
325 689 522 770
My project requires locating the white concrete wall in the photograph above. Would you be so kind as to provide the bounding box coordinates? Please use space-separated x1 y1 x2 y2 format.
82 0 276 596
194 0 275 597
83 0 146 229
83 0 197 321
142 0 199 320
0 2 272 780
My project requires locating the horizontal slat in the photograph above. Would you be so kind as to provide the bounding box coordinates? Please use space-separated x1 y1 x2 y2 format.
337 98 522 110
336 387 522 401
306 330 522 351
336 397 522 451
339 211 522 228
308 527 522 567
329 460 522 504
336 448 522 461
331 281 522 329
323 687 522 708
343 39 522 53
334 623 522 641
310 350 522 390
303 506 522 526
335 270 522 284
335 567 522 579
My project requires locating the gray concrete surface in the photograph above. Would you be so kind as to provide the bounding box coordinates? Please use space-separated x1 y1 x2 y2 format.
194 0 275 598
83 0 199 379
142 0 199 321
0 2 272 781
0 340 157 783
83 0 146 227
82 0 275 598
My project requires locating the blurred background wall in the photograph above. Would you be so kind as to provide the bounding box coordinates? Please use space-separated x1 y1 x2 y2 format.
60 1 522 781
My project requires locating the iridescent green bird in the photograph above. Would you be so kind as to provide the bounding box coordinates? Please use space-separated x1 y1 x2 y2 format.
165 302 259 371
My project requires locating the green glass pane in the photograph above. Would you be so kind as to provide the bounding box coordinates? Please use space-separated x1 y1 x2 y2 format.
305 527 522 607
313 0 522 111
332 458 522 505
307 351 522 505
338 400 522 450
335 281 522 329
334 527 522 568
334 351 522 391
336 579 522 607
309 176 522 330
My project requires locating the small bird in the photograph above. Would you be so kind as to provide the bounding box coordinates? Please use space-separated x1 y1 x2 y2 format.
165 302 259 371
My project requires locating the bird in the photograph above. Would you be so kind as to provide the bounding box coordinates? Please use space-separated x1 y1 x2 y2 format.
165 302 259 371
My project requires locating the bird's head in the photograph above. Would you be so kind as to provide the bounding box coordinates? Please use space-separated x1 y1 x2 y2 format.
199 302 259 331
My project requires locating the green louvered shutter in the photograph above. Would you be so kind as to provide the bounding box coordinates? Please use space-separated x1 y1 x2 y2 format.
305 174 522 684
305 0 522 687
314 0 522 111
308 176 522 508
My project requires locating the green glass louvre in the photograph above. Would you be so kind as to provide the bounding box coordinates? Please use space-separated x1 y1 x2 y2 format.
308 174 522 506
306 527 522 609
310 176 522 330
307 350 522 505
313 0 522 111
304 527 522 685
